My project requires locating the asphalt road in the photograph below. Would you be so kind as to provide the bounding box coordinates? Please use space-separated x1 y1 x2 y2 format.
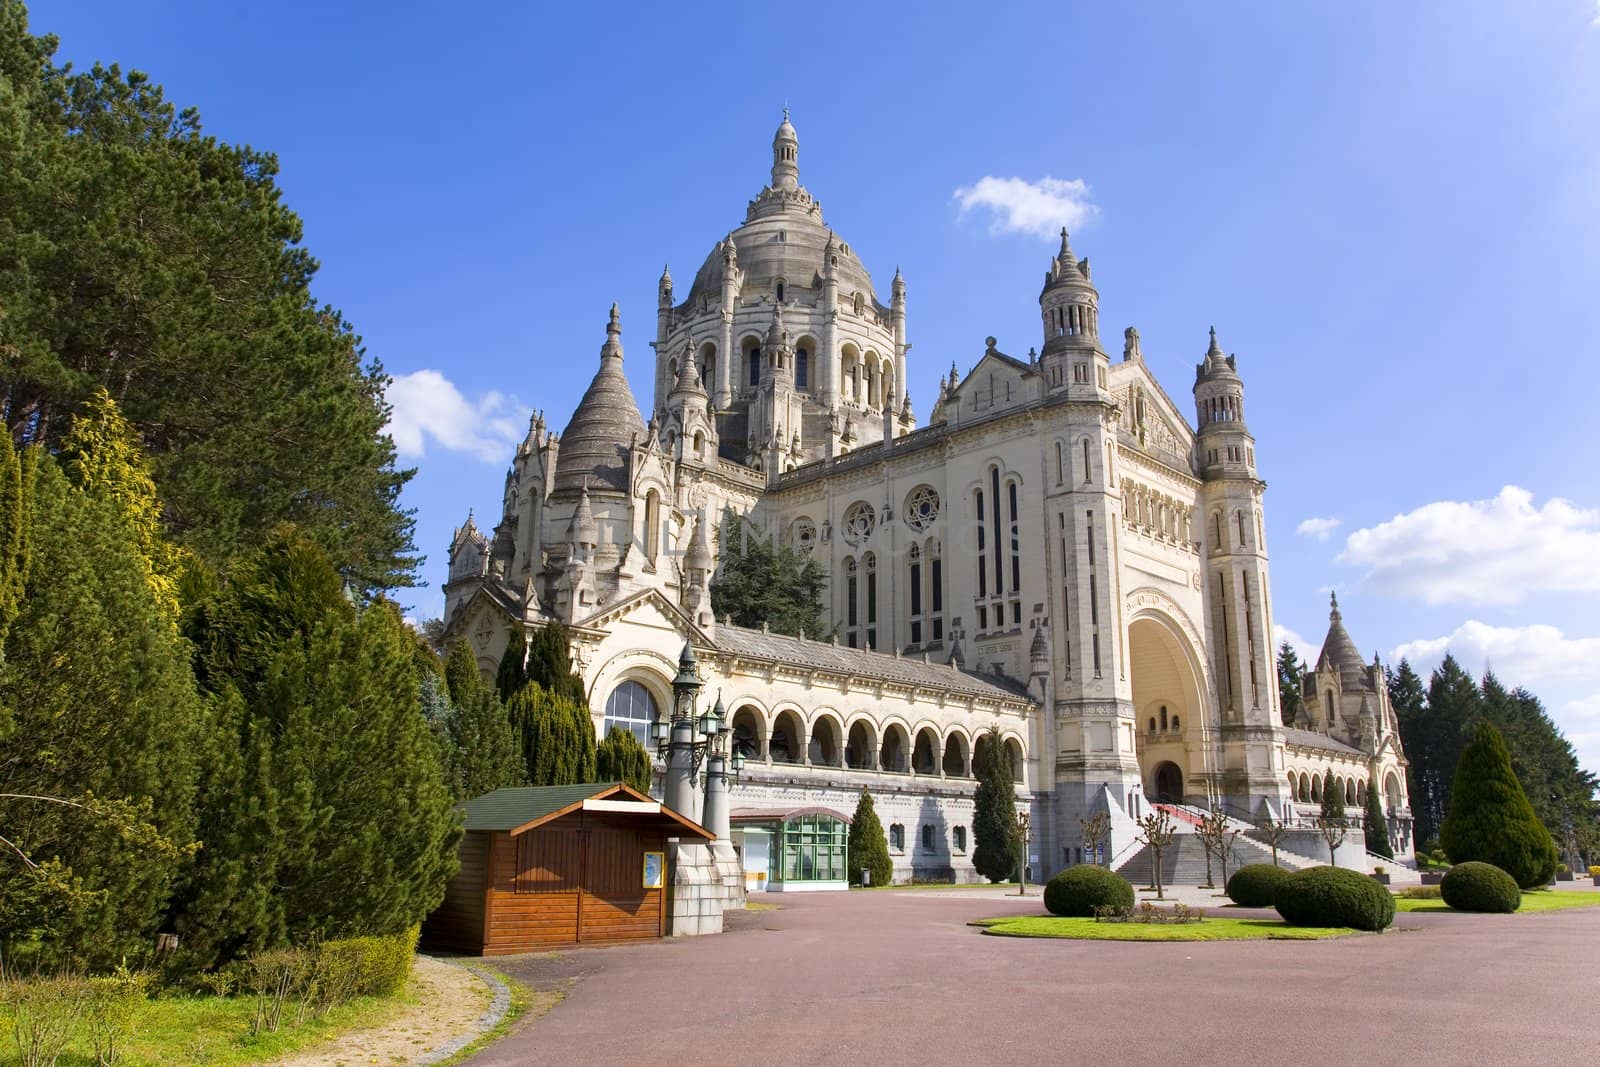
469 887 1600 1067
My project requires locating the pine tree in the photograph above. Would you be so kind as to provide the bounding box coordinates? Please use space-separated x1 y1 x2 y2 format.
0 428 30 665
847 790 894 888
596 726 654 795
1440 720 1559 889
508 685 598 787
1276 642 1304 727
444 640 488 705
1387 658 1429 836
0 9 417 590
0 454 203 969
1321 771 1346 820
710 510 827 638
1364 779 1393 859
180 529 460 963
971 727 1021 883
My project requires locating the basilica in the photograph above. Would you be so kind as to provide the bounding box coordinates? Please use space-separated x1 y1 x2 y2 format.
441 116 1414 888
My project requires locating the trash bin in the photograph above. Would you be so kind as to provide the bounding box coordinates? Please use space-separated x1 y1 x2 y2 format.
860 868 871 887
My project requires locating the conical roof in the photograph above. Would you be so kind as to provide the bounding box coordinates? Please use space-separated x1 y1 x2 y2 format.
554 305 645 494
1317 593 1371 691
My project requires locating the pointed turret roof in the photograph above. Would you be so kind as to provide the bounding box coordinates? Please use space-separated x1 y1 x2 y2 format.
1317 592 1372 691
554 305 646 494
567 484 598 547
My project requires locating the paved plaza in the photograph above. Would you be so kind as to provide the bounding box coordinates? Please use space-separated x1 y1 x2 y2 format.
466 884 1600 1066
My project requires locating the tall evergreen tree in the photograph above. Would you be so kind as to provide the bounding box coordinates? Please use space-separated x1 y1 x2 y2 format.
495 629 529 703
0 454 202 969
180 529 459 965
58 388 191 618
596 726 654 795
1405 655 1481 847
1320 771 1346 821
1440 720 1559 889
0 5 417 590
439 642 522 798
524 622 586 704
847 790 894 887
1364 779 1393 859
710 510 827 638
1387 658 1429 835
508 685 598 787
0 428 31 672
1276 642 1304 727
971 728 1021 883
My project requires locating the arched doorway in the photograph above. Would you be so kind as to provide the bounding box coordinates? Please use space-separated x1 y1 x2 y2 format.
1128 610 1206 807
1152 761 1184 803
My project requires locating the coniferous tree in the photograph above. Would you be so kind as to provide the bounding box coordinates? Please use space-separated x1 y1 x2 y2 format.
524 622 586 704
1276 642 1304 727
1440 720 1559 889
439 642 522 798
0 6 417 590
596 726 654 795
509 685 598 787
971 728 1021 883
0 428 31 672
1321 771 1346 821
0 454 202 969
710 510 827 638
1364 779 1393 859
180 529 460 964
495 629 529 702
847 790 894 888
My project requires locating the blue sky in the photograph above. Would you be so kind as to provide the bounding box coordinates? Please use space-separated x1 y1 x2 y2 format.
32 1 1600 769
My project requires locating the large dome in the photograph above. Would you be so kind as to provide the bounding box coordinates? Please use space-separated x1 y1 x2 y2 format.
680 117 884 315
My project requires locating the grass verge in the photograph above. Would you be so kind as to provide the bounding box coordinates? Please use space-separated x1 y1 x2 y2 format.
0 985 409 1067
433 963 529 1067
1394 889 1600 914
972 916 1354 941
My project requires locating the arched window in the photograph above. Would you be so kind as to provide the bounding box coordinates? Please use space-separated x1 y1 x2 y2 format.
775 280 785 302
1160 705 1169 730
889 823 905 851
1055 441 1065 484
604 681 657 746
692 431 705 457
864 552 878 650
747 344 761 386
845 556 860 647
928 538 944 641
908 544 924 645
1171 714 1180 732
643 490 660 562
1082 438 1092 483
796 347 809 389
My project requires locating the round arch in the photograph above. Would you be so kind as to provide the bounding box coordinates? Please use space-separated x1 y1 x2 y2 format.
770 708 804 764
1127 603 1208 807
1151 761 1184 803
911 725 940 775
941 728 971 777
808 713 843 767
879 722 910 773
1002 735 1025 783
844 718 877 769
729 703 767 762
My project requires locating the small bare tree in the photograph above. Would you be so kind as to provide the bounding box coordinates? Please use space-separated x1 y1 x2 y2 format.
1316 814 1348 865
1257 816 1290 867
1136 809 1177 900
1079 811 1111 866
1194 809 1244 888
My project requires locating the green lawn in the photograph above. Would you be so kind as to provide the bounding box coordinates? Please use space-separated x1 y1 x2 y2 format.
0 979 412 1067
972 916 1354 941
1394 889 1600 914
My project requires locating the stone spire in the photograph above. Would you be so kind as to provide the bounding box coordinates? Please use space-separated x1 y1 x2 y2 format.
554 305 646 493
567 483 598 548
674 338 705 395
658 264 673 307
771 109 799 191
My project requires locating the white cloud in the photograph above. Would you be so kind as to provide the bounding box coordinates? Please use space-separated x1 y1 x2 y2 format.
1274 623 1317 664
952 176 1098 239
1296 516 1342 541
1337 486 1600 605
1392 619 1600 769
386 369 528 463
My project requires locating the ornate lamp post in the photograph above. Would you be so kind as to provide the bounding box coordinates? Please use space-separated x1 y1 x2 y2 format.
1015 809 1031 896
653 643 742 832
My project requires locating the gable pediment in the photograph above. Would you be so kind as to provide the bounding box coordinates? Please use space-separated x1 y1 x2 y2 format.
574 586 714 648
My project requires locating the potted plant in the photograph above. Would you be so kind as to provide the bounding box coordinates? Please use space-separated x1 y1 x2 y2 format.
1555 863 1574 883
1370 864 1390 886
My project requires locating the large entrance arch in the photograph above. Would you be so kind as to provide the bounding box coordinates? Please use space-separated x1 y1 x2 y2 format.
1128 608 1208 808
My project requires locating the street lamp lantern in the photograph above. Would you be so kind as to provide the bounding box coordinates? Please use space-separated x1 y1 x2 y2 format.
650 717 670 745
1015 809 1032 896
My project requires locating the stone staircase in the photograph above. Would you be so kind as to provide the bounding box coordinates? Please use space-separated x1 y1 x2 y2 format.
1115 836 1220 888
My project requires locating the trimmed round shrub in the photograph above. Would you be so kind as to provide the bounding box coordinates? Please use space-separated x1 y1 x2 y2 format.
1226 863 1292 908
1043 864 1135 917
1274 865 1395 931
1439 861 1521 913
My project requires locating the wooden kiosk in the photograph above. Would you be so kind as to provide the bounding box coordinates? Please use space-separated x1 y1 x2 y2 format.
424 782 715 955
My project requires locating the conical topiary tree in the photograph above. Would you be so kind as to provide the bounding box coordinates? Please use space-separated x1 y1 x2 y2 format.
1364 779 1394 860
1440 720 1559 889
972 727 1021 883
847 790 893 888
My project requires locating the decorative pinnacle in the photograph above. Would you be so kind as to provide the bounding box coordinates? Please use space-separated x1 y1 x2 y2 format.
1330 590 1341 619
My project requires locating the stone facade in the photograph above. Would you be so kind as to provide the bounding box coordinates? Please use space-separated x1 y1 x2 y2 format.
441 117 1414 881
